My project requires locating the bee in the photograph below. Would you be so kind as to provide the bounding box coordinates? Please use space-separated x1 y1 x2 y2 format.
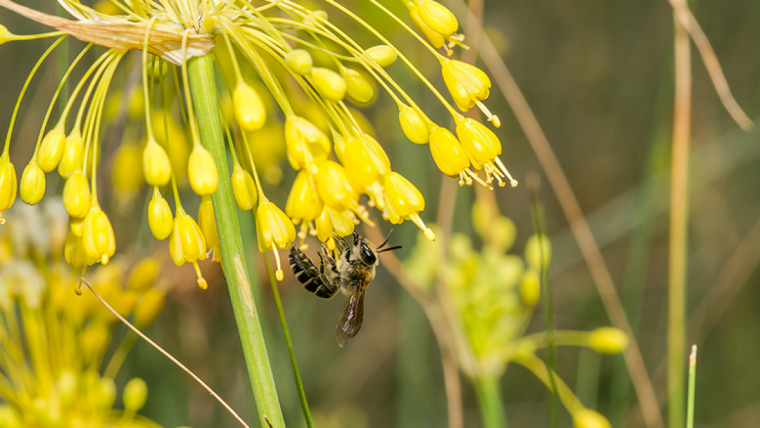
289 230 401 347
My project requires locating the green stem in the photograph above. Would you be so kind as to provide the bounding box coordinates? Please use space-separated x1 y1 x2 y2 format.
187 54 285 428
686 345 697 428
264 256 314 428
474 376 507 428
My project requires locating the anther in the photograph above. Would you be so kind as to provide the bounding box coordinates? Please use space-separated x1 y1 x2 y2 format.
475 101 500 128
494 157 519 187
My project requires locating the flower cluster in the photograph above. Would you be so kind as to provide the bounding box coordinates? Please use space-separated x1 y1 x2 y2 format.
0 0 515 281
0 200 166 427
405 201 625 427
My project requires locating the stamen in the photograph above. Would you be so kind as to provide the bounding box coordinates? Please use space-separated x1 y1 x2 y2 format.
272 248 284 281
192 262 208 289
494 157 519 187
475 100 500 128
465 169 492 189
410 214 436 241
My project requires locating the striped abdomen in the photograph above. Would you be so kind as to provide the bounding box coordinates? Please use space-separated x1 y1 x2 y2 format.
289 246 338 299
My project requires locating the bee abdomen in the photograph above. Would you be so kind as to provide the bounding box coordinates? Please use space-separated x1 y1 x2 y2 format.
289 246 338 299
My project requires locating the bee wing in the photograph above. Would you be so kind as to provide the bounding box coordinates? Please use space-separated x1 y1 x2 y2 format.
335 288 365 348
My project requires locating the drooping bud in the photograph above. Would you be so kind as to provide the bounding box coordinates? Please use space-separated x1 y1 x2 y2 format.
37 127 66 172
342 136 390 190
366 45 397 68
573 409 611 428
0 25 10 45
198 196 220 262
385 172 435 241
285 49 313 75
442 59 491 112
315 206 355 243
286 171 322 224
315 161 359 212
82 204 116 265
343 68 374 104
409 6 445 48
525 234 551 271
417 0 459 37
169 206 207 289
429 127 469 177
233 82 266 132
148 188 173 240
399 105 430 144
62 171 91 218
520 269 541 306
588 327 629 354
142 140 171 187
0 156 17 223
20 161 45 205
231 165 257 211
58 130 84 178
311 67 347 102
285 116 331 174
188 146 218 196
123 378 148 413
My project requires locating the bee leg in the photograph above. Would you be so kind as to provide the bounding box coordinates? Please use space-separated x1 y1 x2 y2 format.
289 246 338 299
334 234 350 252
315 251 340 298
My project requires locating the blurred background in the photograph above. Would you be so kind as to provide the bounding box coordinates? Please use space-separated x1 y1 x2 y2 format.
1 0 759 427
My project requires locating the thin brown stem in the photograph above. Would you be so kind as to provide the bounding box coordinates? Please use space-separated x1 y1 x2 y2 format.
440 1 664 427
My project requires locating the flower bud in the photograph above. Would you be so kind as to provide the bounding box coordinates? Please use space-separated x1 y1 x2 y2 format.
589 327 629 354
56 371 77 407
418 0 459 37
0 156 17 223
20 162 45 205
113 143 143 192
58 130 84 178
96 377 117 410
442 59 491 112
62 171 91 218
169 207 206 265
399 105 430 144
366 45 397 68
148 189 173 240
315 161 358 212
286 171 322 224
233 83 266 132
385 172 425 219
520 269 541 306
134 288 166 327
285 116 331 173
0 25 10 45
231 165 257 211
315 206 354 242
143 140 172 186
343 68 374 104
311 67 346 102
285 49 313 75
198 196 220 262
70 215 84 237
429 127 469 176
37 128 66 172
188 146 218 196
127 258 160 291
573 409 611 428
123 378 148 413
82 204 116 265
525 234 551 271
455 118 500 165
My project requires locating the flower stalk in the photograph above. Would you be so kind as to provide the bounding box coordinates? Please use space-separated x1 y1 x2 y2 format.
474 376 507 428
187 54 285 428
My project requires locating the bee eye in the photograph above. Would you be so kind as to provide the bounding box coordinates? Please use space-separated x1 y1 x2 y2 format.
361 243 376 264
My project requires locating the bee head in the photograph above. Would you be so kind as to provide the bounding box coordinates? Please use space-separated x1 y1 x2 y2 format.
350 230 402 267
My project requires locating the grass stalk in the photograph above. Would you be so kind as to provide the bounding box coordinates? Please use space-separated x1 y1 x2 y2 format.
264 256 314 428
686 345 697 428
474 376 507 428
668 4 692 427
187 54 285 428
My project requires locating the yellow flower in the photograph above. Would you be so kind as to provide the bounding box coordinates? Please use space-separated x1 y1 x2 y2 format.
455 117 517 187
315 205 355 245
169 206 207 289
233 82 266 132
198 196 221 262
62 171 91 218
148 188 173 241
37 127 66 172
310 67 347 102
441 59 491 112
588 328 629 354
409 6 445 48
285 49 313 75
82 203 116 265
429 126 470 180
143 139 172 187
20 161 45 205
187 146 219 196
399 105 430 145
285 116 331 174
416 0 459 37
256 200 296 281
315 161 360 213
58 130 84 179
366 45 398 68
384 172 435 240
343 68 374 104
286 171 322 225
231 165 258 211
0 155 17 223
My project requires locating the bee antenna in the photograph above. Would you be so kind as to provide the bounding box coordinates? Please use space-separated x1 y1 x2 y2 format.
377 245 402 253
377 229 394 249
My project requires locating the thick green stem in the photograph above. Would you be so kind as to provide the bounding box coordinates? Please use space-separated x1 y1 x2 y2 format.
187 54 285 428
474 376 507 428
